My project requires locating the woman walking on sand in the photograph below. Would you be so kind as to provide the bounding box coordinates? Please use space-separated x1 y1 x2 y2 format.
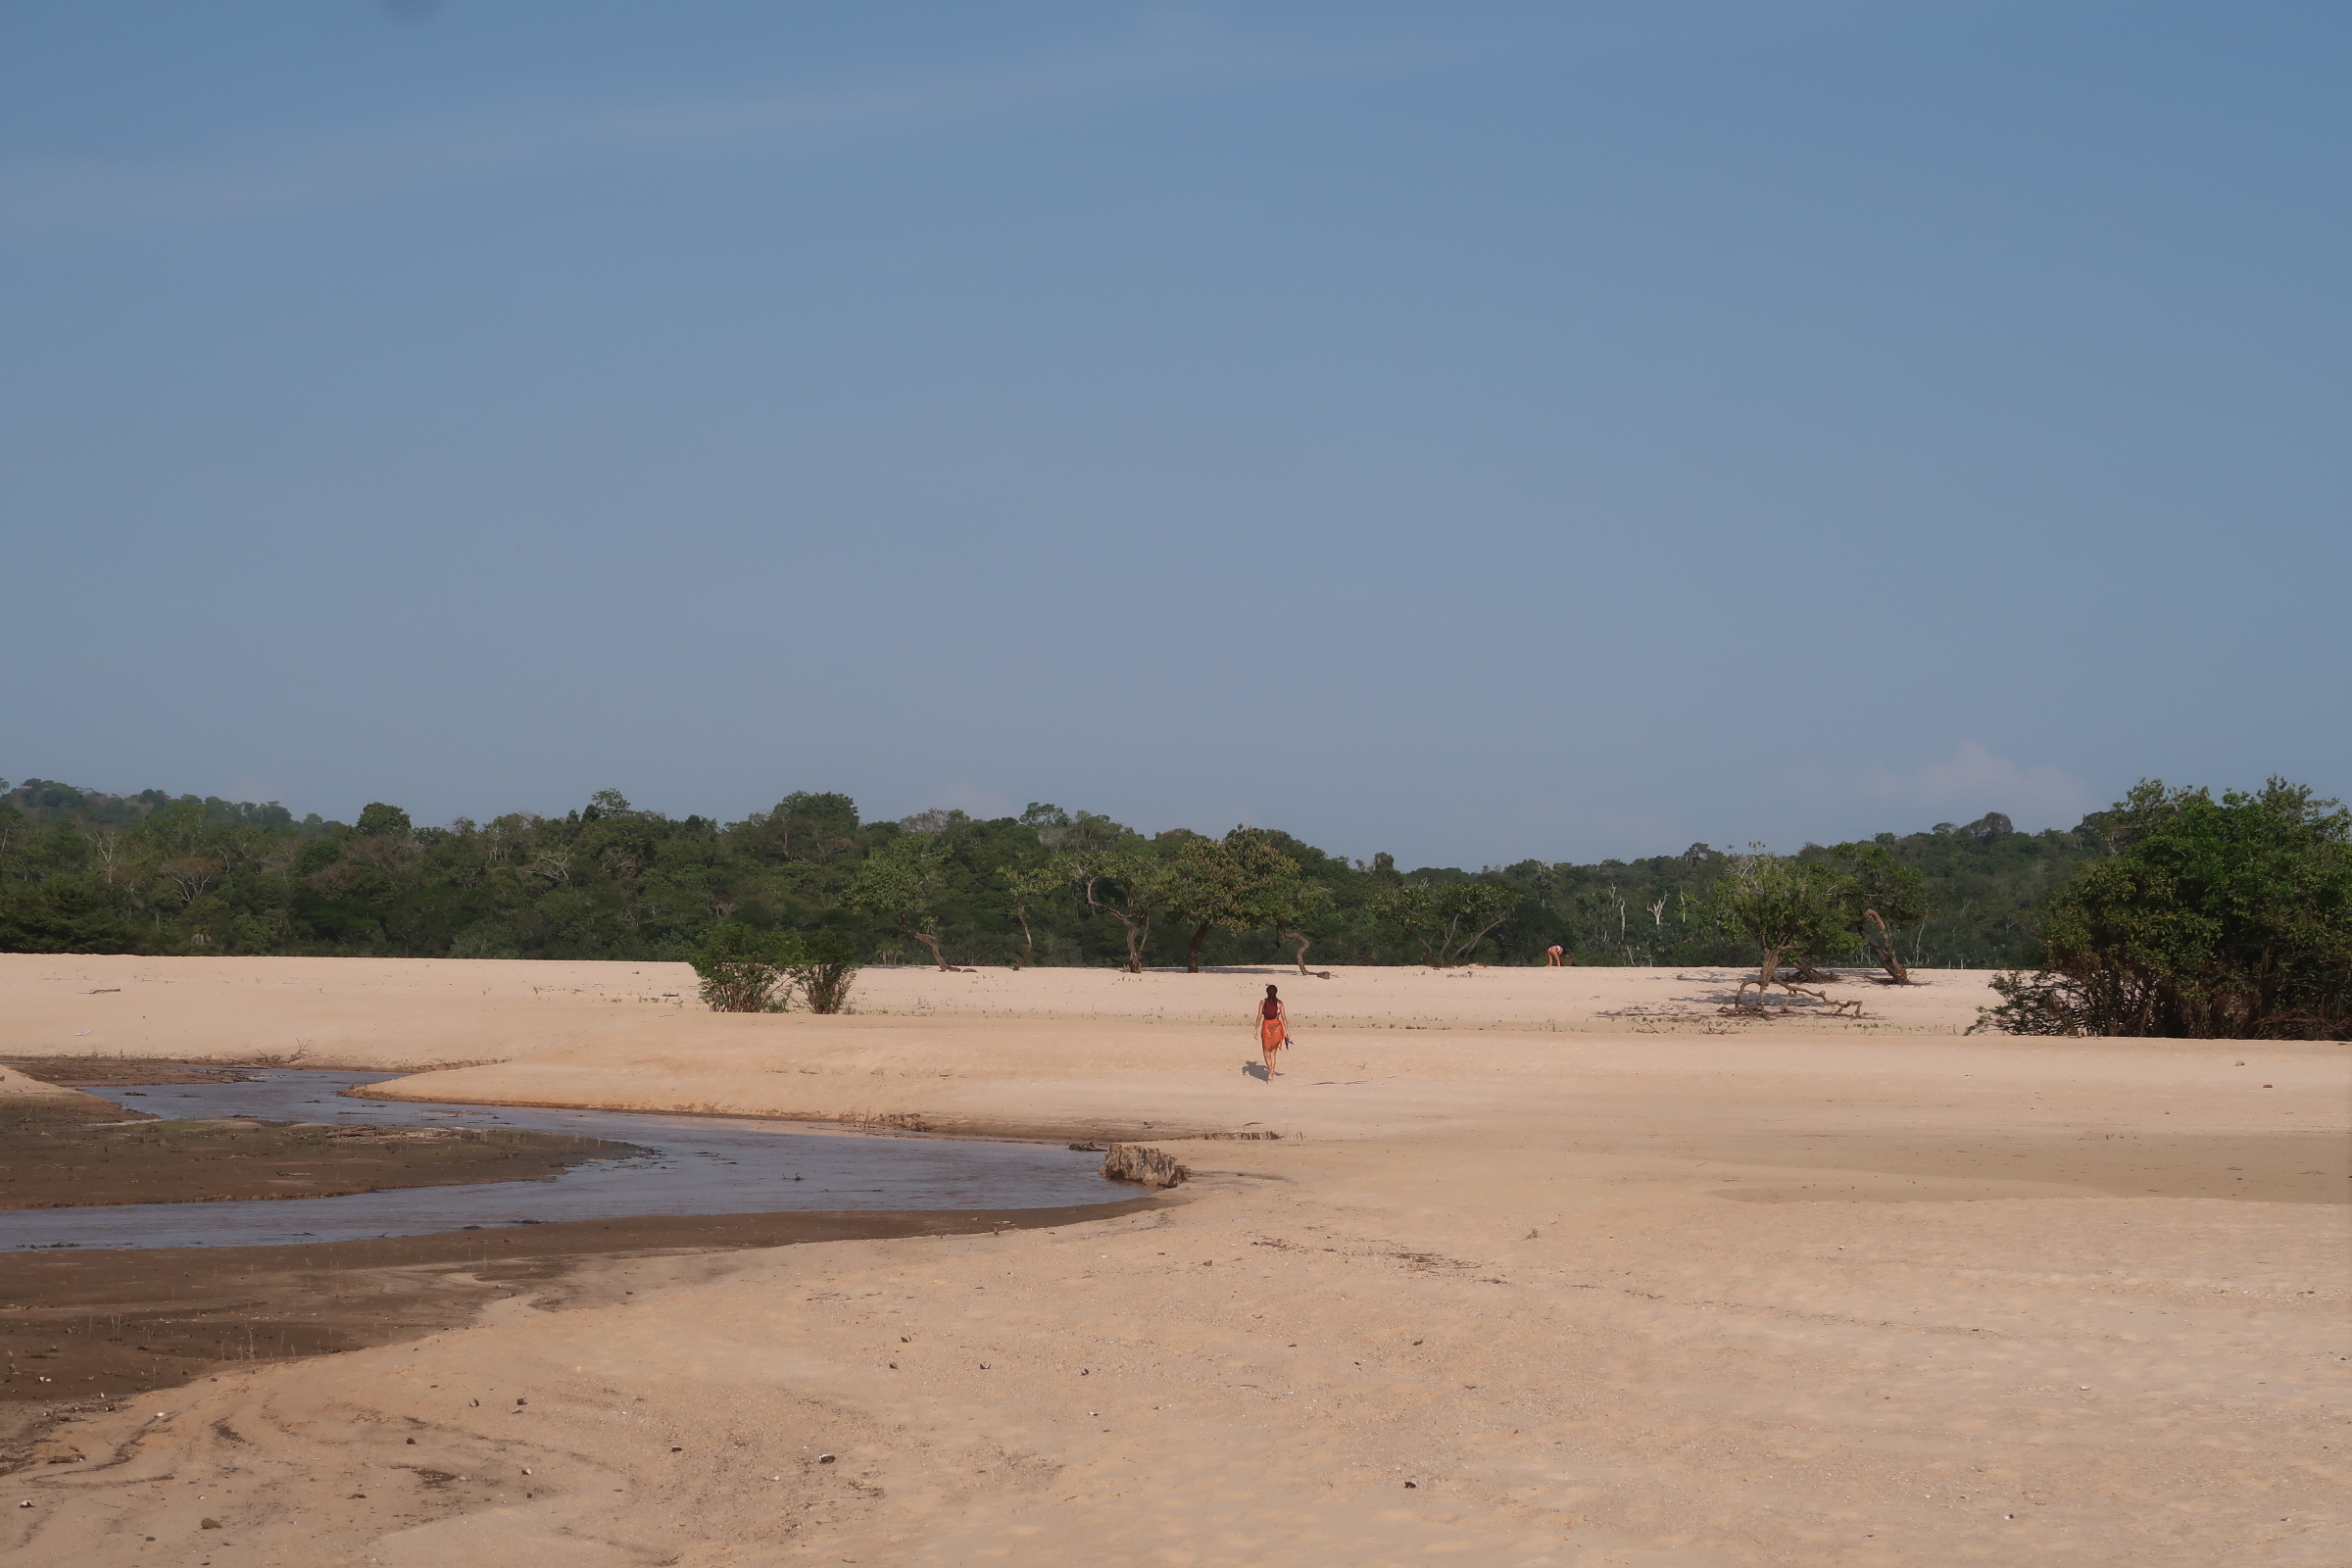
1255 984 1289 1080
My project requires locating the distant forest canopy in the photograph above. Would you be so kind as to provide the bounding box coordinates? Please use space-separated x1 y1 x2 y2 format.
0 774 2117 968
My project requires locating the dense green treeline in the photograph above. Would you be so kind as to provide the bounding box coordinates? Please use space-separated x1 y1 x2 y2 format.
0 774 2109 968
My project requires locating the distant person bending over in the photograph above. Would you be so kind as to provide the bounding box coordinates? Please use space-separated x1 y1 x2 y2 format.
1545 944 1568 967
1255 984 1289 1079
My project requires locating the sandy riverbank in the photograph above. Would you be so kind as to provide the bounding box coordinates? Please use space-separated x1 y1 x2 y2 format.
1 954 2345 1565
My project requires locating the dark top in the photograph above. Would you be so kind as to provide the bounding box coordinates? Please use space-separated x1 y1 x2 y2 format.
1261 998 1282 1019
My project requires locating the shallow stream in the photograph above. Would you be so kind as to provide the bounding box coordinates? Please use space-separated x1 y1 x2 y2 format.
4 1069 1114 1250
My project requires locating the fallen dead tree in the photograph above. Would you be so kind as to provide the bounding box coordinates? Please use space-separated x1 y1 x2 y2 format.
1720 978 1865 1019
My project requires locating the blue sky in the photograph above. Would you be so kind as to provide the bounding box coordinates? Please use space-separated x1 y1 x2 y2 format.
3 1 2344 866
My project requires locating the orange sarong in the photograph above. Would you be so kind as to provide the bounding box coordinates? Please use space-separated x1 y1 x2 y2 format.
1260 1018 1287 1051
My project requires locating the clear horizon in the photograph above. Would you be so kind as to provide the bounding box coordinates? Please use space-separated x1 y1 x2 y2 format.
4 2 2344 867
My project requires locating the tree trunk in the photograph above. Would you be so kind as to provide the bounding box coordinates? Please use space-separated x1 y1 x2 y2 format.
1186 921 1211 974
1013 910 1033 971
1865 908 1910 983
1434 914 1465 967
1283 926 1312 976
910 929 951 971
1080 876 1147 974
1103 913 1145 973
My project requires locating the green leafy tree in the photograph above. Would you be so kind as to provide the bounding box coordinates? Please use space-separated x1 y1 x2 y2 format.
1697 849 1855 1002
1262 869 1337 974
846 834 957 970
1070 848 1179 974
1037 809 1123 855
356 803 413 838
739 791 861 866
1822 840 1930 982
1166 828 1301 973
996 862 1066 971
1977 778 2351 1039
690 922 799 1012
1367 878 1521 967
583 788 637 821
0 875 144 955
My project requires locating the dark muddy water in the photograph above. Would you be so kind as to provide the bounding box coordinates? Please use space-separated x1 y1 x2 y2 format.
4 1070 1114 1250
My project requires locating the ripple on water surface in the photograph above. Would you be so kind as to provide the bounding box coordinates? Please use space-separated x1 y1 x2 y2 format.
5 1069 1114 1250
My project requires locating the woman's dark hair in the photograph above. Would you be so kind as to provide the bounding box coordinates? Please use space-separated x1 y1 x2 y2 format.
1265 984 1279 998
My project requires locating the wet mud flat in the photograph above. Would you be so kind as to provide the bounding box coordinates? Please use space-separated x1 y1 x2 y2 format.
0 1062 1148 1474
0 1057 262 1129
1 1058 263 1092
1 1058 641 1212
0 1199 1152 1469
3 1057 641 1215
2 1119 640 1210
3 1069 1122 1250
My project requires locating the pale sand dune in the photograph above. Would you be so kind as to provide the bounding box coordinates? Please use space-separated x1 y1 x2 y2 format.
4 953 1992 1057
3 954 2345 1566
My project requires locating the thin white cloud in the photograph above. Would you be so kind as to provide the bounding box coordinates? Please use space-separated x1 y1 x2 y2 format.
0 1 1926 230
1780 741 2101 836
225 776 284 807
0 19 1407 228
1853 741 2098 830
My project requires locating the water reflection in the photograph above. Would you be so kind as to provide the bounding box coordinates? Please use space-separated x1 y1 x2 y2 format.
6 1069 1111 1250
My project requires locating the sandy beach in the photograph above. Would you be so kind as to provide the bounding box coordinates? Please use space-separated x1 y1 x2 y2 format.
2 954 2344 1566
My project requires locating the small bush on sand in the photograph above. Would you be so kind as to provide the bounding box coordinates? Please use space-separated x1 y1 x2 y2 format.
691 924 800 1012
783 928 861 1014
691 923 862 1014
